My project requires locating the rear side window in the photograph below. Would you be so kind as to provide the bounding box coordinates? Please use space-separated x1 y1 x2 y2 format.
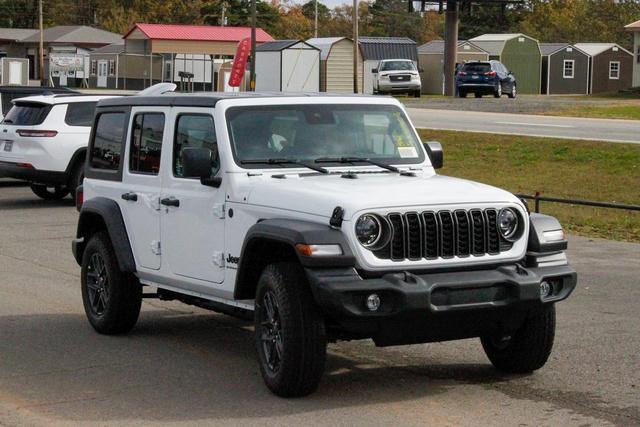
65 102 97 127
2 102 52 125
174 114 218 178
90 112 126 170
462 63 491 73
129 113 165 175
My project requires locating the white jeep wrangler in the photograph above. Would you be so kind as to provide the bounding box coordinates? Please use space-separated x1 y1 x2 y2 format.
72 91 577 397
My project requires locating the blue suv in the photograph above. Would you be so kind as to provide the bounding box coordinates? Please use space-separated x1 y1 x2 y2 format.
456 60 516 98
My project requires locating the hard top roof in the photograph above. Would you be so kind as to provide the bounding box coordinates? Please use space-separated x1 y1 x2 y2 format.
13 94 118 105
97 92 386 108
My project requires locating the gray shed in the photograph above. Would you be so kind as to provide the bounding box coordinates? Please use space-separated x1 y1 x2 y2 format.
255 40 320 92
540 43 590 95
359 37 418 94
418 40 489 94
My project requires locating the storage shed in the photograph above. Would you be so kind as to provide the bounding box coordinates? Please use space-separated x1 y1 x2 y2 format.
307 37 363 93
574 43 634 93
418 40 489 94
469 33 542 94
255 40 320 92
359 37 418 94
625 20 640 87
540 43 590 95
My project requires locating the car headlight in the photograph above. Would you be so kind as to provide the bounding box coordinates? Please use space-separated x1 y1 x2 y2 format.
498 208 519 241
355 214 388 249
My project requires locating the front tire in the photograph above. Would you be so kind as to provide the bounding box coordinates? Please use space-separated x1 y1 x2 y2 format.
508 84 517 99
481 304 555 373
413 90 421 98
81 232 142 335
255 262 327 397
30 183 69 200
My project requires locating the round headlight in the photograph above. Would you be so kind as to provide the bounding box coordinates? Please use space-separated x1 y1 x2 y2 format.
355 214 382 248
498 208 519 240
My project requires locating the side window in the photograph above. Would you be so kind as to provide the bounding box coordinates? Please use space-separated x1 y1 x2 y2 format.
173 114 218 178
129 113 164 175
90 112 126 170
64 102 97 127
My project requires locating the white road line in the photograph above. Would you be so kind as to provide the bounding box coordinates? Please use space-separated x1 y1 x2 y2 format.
495 121 574 128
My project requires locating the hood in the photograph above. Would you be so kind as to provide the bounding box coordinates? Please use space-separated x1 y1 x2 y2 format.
244 171 520 220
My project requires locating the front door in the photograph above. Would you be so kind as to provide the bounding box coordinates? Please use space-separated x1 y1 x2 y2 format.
120 109 165 270
161 110 225 284
97 60 108 88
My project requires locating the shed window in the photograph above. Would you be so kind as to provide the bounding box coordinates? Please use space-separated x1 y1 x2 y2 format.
563 60 574 79
90 60 97 76
108 60 115 76
609 61 620 79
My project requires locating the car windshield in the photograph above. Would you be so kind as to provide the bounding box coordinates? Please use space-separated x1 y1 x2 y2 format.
226 104 425 168
380 61 415 71
462 63 491 73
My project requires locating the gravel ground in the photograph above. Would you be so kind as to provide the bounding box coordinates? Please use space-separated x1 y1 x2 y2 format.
401 94 639 115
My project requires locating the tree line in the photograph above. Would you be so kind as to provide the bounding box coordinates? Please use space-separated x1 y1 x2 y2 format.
1 0 638 49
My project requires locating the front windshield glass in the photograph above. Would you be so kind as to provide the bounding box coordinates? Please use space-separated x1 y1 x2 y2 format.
380 61 415 71
226 104 425 168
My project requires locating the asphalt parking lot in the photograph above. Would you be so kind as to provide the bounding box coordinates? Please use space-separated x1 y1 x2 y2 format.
0 180 639 426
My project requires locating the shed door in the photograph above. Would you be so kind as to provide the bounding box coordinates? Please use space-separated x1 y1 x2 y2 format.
97 60 108 87
9 61 23 85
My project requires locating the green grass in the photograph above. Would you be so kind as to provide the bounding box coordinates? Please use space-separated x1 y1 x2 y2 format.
417 129 640 242
547 102 640 120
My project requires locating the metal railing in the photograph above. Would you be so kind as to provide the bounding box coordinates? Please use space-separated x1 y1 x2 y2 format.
516 192 640 213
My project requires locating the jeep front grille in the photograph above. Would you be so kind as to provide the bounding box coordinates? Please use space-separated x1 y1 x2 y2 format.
375 209 510 261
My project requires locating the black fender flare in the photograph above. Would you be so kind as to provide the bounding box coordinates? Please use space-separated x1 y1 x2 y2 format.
72 197 136 272
233 219 355 300
65 148 87 176
528 213 568 254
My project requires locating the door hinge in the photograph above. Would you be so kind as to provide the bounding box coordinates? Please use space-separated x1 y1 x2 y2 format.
213 203 225 219
151 240 161 255
212 251 225 267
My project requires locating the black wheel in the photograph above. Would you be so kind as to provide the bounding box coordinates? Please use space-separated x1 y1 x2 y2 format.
474 93 482 98
459 90 467 98
481 304 556 373
507 84 517 99
413 90 421 98
255 262 327 397
81 231 142 335
67 160 85 200
30 183 69 200
494 83 502 98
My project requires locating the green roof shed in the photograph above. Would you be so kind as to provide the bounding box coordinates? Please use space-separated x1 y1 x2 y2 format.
469 34 542 94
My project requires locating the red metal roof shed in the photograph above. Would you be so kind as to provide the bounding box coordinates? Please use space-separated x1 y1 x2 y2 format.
124 23 274 43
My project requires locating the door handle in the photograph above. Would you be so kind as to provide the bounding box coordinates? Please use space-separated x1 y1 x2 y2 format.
121 192 138 202
160 197 180 207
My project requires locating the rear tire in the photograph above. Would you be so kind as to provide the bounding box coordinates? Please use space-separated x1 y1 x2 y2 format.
459 90 467 98
255 262 327 397
494 84 502 98
81 231 142 335
67 160 85 200
30 183 69 200
481 304 556 373
474 93 482 98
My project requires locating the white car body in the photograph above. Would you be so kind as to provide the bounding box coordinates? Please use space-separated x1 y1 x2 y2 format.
373 59 422 95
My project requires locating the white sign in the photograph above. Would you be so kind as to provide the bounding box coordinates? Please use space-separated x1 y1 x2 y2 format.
49 54 84 74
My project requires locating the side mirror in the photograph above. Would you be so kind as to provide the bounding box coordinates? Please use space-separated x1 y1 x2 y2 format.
418 68 424 73
181 147 222 187
423 141 443 169
372 68 378 74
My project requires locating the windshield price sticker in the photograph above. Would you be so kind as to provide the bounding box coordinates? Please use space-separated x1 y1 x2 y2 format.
398 146 418 158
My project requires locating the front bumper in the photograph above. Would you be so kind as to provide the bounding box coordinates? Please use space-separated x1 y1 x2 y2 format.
306 263 576 346
0 161 68 184
378 81 421 92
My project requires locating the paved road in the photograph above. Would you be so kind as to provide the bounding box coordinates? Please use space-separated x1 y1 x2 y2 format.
1 182 639 426
407 108 640 144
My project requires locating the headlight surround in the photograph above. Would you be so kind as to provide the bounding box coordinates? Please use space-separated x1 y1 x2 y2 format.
355 214 389 249
498 208 519 241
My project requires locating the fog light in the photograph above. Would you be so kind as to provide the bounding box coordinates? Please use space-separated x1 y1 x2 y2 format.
366 294 381 311
540 281 552 298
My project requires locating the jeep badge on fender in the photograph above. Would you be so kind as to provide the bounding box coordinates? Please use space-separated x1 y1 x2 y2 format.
72 84 577 397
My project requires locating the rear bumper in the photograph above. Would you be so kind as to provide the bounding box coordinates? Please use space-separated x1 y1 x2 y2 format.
0 161 68 185
457 83 498 93
306 263 576 346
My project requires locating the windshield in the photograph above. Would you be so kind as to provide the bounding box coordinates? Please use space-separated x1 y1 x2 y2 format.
380 61 415 71
226 104 425 168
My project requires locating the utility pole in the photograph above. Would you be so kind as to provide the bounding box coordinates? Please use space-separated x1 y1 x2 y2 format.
443 0 458 96
250 0 256 91
221 3 226 26
314 0 318 38
39 0 44 85
352 0 358 93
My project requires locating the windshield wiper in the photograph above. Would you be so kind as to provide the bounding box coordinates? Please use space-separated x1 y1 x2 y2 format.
2 119 12 124
314 157 415 176
240 158 329 174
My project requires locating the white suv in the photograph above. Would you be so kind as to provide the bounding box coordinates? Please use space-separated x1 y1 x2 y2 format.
0 94 115 199
72 91 576 397
373 59 422 97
